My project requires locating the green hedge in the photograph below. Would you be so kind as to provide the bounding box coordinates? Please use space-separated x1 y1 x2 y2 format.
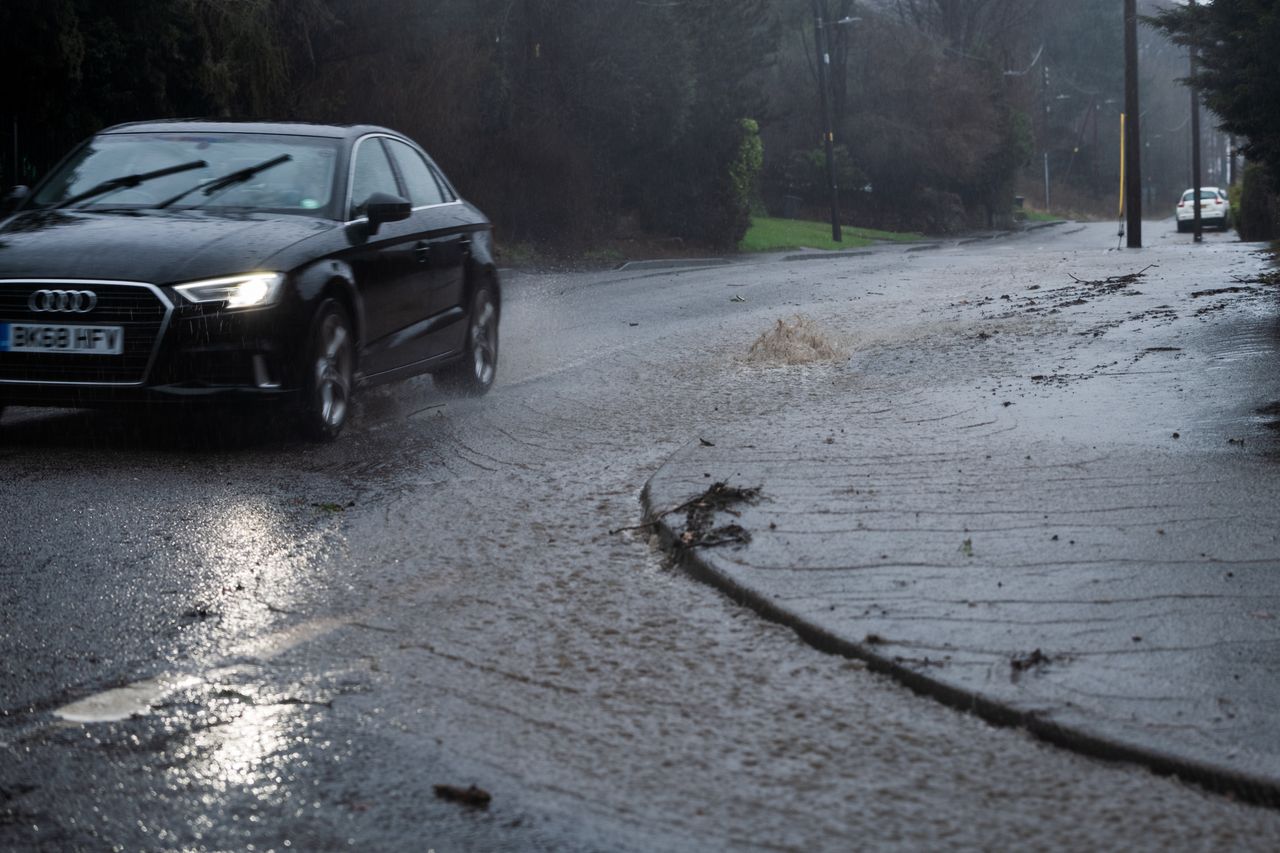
1236 162 1280 241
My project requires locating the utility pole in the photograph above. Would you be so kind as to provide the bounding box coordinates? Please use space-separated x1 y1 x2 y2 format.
811 0 842 242
1091 100 1100 191
1124 0 1142 248
1189 0 1202 242
1042 63 1051 211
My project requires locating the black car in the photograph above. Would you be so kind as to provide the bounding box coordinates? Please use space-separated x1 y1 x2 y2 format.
0 120 500 439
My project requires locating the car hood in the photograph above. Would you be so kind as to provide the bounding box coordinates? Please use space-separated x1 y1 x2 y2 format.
0 209 333 284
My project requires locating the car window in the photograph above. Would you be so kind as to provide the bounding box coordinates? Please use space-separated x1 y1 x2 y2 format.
428 163 457 202
32 132 341 216
350 139 400 216
387 139 446 207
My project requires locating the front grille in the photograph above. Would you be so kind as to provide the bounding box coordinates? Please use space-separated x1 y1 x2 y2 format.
0 280 172 385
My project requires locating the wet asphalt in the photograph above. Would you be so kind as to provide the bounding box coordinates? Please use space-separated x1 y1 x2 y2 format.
3 221 1280 850
645 221 1280 802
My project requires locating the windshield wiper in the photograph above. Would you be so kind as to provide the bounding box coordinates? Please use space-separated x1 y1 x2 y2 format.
156 154 292 210
56 160 208 209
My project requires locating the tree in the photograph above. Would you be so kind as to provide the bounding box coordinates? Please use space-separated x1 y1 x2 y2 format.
1150 0 1280 189
760 2 1041 232
633 0 778 247
0 0 313 185
2 1 779 249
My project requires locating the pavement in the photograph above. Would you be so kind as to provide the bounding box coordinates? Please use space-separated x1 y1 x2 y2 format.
643 220 1280 806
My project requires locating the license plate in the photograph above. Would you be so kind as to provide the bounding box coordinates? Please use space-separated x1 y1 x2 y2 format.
0 322 124 355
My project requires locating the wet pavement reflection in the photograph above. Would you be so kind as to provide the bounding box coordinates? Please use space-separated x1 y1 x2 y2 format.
4 222 1280 849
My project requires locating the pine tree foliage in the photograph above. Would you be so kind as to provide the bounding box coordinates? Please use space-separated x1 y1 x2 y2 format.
1150 0 1280 189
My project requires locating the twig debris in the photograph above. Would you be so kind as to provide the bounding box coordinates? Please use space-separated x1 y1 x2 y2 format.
434 784 492 809
1066 264 1153 287
676 482 763 549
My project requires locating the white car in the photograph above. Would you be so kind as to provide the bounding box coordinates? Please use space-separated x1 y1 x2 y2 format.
1175 186 1230 231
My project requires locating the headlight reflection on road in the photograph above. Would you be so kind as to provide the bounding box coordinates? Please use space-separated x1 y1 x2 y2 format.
178 699 301 800
188 498 324 639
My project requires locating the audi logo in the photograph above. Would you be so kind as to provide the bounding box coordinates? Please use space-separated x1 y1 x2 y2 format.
28 289 98 313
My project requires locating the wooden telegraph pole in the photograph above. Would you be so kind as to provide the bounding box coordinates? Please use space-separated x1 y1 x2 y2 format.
1124 0 1142 248
1189 0 1202 242
811 0 842 242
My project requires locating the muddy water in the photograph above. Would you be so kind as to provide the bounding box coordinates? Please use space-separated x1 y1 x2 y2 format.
302 224 1280 849
4 223 1280 849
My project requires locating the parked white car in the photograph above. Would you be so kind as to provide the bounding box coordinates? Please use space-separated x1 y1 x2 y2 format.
1175 186 1230 231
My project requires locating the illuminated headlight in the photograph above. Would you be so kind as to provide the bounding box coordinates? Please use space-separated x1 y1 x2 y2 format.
174 272 285 309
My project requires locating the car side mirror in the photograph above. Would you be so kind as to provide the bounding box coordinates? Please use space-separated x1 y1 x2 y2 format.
362 192 411 233
1 185 30 216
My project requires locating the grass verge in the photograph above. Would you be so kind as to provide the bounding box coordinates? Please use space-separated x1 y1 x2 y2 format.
740 217 922 253
1017 208 1060 223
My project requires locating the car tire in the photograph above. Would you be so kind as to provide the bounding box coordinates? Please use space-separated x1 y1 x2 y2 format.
1176 220 1188 233
435 283 498 396
300 298 355 441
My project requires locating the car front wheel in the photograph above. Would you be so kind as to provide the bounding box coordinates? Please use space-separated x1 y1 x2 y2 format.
435 285 498 395
300 298 354 441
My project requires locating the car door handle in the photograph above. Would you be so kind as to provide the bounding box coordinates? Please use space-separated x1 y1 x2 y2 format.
414 241 431 264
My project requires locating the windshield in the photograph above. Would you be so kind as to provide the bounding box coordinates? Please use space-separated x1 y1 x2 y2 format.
33 132 342 216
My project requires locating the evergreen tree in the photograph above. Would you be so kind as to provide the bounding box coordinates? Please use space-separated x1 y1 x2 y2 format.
1151 0 1280 189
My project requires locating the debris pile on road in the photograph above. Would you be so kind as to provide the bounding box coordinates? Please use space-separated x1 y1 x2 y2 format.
1231 268 1280 287
1190 286 1254 299
674 482 762 549
1067 264 1153 290
433 784 492 809
746 314 844 365
617 481 762 548
1010 648 1051 678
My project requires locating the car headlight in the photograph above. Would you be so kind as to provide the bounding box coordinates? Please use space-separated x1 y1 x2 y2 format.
174 272 285 309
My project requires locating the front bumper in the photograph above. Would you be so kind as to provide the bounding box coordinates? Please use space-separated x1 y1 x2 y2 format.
0 278 306 408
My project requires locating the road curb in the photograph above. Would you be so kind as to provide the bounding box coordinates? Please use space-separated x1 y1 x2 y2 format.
782 251 875 262
615 258 730 271
640 459 1280 810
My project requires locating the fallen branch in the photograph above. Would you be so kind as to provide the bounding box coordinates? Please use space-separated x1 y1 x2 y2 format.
610 482 762 536
1067 264 1154 286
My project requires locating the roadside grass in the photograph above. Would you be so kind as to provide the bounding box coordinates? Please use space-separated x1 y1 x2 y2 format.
740 217 922 253
1018 208 1060 223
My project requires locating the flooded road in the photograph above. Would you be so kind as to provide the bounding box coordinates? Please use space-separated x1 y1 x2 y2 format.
4 221 1280 850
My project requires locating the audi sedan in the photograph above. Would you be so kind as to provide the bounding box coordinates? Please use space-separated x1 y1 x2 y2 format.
0 120 500 439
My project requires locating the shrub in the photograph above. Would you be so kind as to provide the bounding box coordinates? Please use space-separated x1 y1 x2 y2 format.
1236 162 1280 242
